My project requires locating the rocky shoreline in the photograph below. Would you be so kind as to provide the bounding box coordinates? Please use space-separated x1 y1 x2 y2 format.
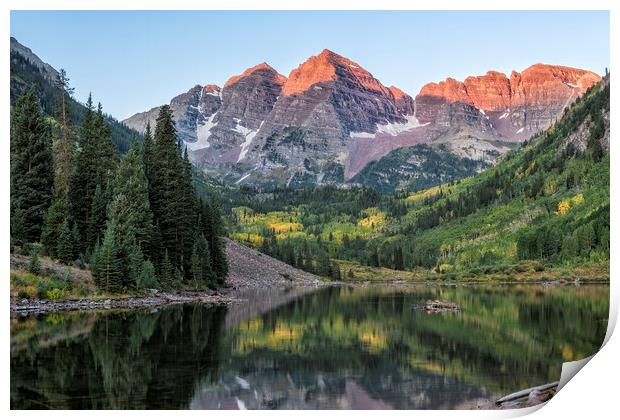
10 239 326 317
10 291 237 317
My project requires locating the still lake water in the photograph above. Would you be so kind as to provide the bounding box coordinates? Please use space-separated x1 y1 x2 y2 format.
11 284 609 409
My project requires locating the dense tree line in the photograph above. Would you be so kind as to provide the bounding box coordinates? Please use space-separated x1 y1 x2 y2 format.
256 230 342 280
11 76 228 292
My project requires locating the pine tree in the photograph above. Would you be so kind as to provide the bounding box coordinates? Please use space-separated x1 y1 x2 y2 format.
41 193 69 258
142 122 154 195
128 244 145 290
87 183 108 248
69 93 98 245
191 234 213 289
150 106 184 268
28 249 42 275
138 260 158 290
54 69 74 196
10 87 54 244
200 200 228 286
92 221 123 292
108 136 154 257
90 239 101 281
177 147 197 276
93 102 118 180
159 249 174 291
56 218 74 264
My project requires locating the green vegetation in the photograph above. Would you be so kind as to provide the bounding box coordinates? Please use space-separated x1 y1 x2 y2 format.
225 80 610 281
10 88 54 245
350 143 491 193
11 73 228 297
11 270 85 301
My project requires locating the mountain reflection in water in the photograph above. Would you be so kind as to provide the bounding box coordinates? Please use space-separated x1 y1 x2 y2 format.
10 284 609 409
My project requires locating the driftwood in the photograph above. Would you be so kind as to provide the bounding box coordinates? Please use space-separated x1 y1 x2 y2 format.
413 300 462 312
496 381 558 408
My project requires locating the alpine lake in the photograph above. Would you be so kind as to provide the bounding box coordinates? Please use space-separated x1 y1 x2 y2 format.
10 283 609 409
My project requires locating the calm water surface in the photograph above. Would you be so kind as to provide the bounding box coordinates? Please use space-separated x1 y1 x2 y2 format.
10 284 609 409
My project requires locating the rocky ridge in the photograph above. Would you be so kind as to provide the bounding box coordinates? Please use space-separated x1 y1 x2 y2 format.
123 51 600 190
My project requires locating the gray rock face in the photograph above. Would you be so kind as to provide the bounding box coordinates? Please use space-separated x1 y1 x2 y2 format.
196 64 285 167
122 84 222 144
223 50 420 186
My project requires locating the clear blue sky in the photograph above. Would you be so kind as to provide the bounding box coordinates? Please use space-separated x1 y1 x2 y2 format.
11 10 610 120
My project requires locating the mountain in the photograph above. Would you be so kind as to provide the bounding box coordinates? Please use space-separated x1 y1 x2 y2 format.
10 37 139 153
415 63 601 141
226 75 609 279
124 49 601 190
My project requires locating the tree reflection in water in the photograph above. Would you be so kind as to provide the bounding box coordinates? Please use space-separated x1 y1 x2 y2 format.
11 284 609 409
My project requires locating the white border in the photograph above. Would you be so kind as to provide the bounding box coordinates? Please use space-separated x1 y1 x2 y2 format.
2 2 617 419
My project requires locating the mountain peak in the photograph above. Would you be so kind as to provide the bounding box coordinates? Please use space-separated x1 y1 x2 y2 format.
224 62 286 88
388 85 408 100
417 63 601 112
282 49 390 97
203 84 221 93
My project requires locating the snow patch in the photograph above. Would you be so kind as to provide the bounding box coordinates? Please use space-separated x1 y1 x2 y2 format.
236 121 262 162
376 114 429 136
235 173 251 184
205 90 221 97
566 83 579 88
348 64 359 69
235 376 250 390
516 127 525 134
186 112 218 151
349 114 428 139
235 398 247 410
479 109 486 115
349 131 376 138
499 112 509 120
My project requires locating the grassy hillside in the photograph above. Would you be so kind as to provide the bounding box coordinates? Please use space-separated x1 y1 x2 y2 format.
225 78 610 281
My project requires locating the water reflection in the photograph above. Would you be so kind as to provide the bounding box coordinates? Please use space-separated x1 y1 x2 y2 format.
11 284 609 409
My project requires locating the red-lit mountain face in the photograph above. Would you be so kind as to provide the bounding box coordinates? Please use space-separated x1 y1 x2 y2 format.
123 51 600 188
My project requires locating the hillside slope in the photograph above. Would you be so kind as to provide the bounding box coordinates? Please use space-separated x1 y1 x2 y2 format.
224 238 321 289
226 76 609 280
10 37 139 153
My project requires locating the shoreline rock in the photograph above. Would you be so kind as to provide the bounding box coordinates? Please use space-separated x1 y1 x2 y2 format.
414 299 462 313
10 291 236 317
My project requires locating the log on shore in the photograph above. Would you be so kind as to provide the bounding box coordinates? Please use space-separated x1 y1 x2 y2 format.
496 381 559 408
